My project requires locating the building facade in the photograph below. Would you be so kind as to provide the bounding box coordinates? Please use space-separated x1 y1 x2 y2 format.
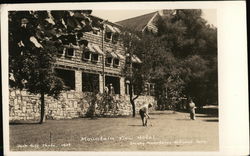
9 11 156 121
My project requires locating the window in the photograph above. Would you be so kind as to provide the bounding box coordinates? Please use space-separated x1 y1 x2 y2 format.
65 48 74 57
105 76 120 94
93 30 99 35
57 48 65 56
78 39 88 47
55 69 75 90
82 51 91 61
112 33 119 44
82 72 99 92
91 53 99 63
105 57 112 67
113 58 120 68
105 32 112 42
92 29 100 35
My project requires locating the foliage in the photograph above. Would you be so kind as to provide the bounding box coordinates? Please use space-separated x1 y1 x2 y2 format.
86 93 119 117
97 93 119 116
120 30 169 116
155 9 218 109
120 10 217 111
8 10 95 123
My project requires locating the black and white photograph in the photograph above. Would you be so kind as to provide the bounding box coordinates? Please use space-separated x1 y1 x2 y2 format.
1 1 249 156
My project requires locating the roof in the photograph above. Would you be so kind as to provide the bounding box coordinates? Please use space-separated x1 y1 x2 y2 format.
115 11 158 32
89 14 122 28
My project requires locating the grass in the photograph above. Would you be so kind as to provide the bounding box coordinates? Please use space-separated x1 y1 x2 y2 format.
9 110 219 151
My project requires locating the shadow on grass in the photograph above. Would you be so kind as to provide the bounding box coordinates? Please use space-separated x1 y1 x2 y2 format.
196 115 217 118
195 108 218 117
150 112 177 115
88 117 99 120
83 115 133 119
203 119 219 122
128 125 143 127
175 107 218 117
10 122 39 125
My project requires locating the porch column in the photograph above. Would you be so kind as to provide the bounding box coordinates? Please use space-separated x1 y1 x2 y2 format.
75 70 82 92
120 77 125 95
99 74 104 93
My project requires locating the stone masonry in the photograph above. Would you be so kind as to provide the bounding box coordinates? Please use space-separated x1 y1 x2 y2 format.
9 89 156 121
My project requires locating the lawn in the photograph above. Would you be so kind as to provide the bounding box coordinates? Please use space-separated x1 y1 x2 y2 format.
9 109 219 151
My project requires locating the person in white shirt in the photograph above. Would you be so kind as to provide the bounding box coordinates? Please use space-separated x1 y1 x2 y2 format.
139 104 152 126
189 99 196 120
104 85 109 94
109 83 115 95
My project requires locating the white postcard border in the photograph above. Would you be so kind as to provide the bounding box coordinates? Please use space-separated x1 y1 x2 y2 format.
1 1 249 156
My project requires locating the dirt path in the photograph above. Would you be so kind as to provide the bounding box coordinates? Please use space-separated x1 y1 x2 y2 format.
9 110 219 151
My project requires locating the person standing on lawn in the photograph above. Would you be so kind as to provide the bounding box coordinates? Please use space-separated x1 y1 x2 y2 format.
189 99 196 120
139 103 152 126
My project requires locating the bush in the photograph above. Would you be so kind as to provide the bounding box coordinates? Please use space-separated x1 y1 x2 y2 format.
86 93 119 118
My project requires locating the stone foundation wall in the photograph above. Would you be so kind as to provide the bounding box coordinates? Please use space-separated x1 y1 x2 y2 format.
9 89 156 121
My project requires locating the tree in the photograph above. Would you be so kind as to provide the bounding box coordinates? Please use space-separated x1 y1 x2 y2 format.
120 10 217 112
9 10 94 123
156 9 218 108
119 31 142 117
120 29 177 116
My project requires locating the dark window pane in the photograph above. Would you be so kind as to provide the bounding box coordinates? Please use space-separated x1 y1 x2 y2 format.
113 58 119 68
105 76 120 94
83 51 90 61
105 32 112 42
55 69 75 90
66 48 74 57
91 53 98 62
82 72 99 92
105 57 112 67
112 33 119 44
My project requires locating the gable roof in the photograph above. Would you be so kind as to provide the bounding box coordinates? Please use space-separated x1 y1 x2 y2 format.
115 11 158 32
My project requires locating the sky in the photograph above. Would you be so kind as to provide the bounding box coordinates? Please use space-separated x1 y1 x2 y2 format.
92 9 217 27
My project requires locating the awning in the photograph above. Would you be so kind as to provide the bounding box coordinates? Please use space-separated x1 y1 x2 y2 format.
92 44 104 55
113 27 121 34
63 44 80 50
106 48 118 58
92 27 100 31
131 55 142 63
105 24 116 33
116 53 125 60
86 43 95 52
86 43 104 55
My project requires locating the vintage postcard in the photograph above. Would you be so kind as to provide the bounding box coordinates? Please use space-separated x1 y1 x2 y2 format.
1 1 249 156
